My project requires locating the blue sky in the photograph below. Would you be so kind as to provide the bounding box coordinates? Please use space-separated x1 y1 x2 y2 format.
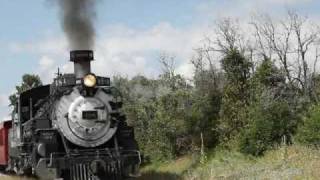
0 0 319 119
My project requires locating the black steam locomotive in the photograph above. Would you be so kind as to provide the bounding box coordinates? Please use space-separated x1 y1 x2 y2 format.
7 50 141 180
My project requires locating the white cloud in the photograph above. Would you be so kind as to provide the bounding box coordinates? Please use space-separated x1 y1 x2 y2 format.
11 0 314 83
267 0 312 4
176 63 194 80
91 23 207 78
12 22 209 81
1 116 11 122
10 36 70 83
0 94 8 107
196 0 313 21
39 56 54 69
37 56 58 82
12 1 314 83
10 36 67 55
0 94 11 121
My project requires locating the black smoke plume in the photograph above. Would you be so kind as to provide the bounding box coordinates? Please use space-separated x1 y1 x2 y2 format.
57 0 96 50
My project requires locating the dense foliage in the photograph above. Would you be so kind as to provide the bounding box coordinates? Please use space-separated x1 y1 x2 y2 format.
296 105 320 146
219 49 252 142
113 45 314 159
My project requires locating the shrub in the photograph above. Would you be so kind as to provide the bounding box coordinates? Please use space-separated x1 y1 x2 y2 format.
296 105 320 146
240 100 297 156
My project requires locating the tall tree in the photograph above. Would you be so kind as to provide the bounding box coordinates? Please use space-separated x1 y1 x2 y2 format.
240 59 299 156
251 11 320 101
9 74 42 107
219 49 252 141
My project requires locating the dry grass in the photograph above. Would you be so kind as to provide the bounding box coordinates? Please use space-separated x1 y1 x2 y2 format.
186 145 320 180
140 145 320 180
139 155 196 180
0 176 35 180
4 146 320 180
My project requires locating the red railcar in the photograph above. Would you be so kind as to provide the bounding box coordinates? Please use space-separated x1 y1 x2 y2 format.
0 121 11 167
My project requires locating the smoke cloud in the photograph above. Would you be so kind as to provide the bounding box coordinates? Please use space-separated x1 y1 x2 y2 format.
57 0 96 50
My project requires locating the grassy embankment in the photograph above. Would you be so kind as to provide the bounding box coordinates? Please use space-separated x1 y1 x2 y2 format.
138 145 320 180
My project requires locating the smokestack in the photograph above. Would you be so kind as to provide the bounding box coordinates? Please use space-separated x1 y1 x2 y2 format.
54 0 97 78
70 50 94 79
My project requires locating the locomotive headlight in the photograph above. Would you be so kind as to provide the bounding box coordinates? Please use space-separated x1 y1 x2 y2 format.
83 74 97 88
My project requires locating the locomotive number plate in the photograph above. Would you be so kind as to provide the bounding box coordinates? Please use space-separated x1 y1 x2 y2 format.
82 111 98 120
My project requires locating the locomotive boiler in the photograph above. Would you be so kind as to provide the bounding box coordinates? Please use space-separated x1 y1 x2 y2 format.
2 50 141 180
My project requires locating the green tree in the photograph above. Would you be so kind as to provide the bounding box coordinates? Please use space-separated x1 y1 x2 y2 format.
296 105 320 146
219 49 252 141
240 99 296 156
9 74 42 107
189 48 226 150
240 59 301 156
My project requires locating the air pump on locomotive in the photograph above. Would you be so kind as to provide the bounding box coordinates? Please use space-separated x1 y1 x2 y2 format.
5 50 141 180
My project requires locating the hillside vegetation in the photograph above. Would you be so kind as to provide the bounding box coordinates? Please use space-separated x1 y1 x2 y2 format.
139 145 320 180
109 11 320 166
116 13 320 180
